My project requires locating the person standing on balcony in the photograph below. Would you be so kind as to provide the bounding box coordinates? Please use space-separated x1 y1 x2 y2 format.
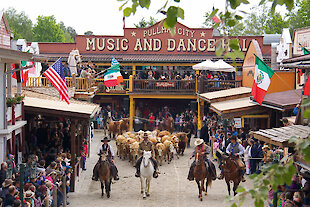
63 63 71 77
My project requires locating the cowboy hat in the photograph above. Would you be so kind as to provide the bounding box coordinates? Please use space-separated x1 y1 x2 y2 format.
24 190 35 198
194 139 204 146
101 137 110 142
262 144 270 150
2 179 13 188
143 132 149 138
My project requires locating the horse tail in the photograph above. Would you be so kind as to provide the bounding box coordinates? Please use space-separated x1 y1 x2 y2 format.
206 171 212 188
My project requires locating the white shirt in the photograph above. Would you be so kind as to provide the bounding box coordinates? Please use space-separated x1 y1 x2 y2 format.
97 144 115 157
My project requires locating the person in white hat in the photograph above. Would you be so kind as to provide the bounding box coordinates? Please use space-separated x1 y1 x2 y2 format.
187 139 217 181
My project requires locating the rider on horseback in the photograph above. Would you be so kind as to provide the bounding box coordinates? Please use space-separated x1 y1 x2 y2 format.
92 137 119 181
135 132 159 178
187 139 217 181
218 135 246 182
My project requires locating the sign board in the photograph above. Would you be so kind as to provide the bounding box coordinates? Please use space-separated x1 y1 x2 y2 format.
293 26 310 56
156 82 175 87
234 118 242 128
75 21 269 56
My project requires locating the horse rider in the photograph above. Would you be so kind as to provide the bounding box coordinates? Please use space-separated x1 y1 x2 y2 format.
187 139 217 181
218 135 246 182
92 137 119 181
135 132 159 178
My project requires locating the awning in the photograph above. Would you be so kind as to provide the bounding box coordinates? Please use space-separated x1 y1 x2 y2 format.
253 125 310 147
24 96 100 119
210 97 263 117
198 87 251 103
250 89 302 111
193 59 236 72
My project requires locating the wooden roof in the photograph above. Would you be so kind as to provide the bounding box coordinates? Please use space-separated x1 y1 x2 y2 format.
24 96 99 119
209 97 265 118
199 87 251 103
251 89 302 111
253 125 310 147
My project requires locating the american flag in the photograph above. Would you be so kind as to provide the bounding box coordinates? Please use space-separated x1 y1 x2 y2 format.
43 58 70 104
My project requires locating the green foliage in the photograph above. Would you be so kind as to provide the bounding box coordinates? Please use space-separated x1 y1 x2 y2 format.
5 8 33 41
84 31 94 35
6 95 25 106
33 15 65 42
287 0 310 31
264 12 289 34
134 16 157 28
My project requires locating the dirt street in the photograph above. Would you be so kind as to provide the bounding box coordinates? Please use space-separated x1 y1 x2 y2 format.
68 130 254 207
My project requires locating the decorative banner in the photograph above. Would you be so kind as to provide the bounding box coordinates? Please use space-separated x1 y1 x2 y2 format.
156 82 175 87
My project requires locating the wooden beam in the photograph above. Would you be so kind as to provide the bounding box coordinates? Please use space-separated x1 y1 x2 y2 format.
70 119 77 192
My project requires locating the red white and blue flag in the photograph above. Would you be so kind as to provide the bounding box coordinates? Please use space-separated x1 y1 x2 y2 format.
43 58 70 104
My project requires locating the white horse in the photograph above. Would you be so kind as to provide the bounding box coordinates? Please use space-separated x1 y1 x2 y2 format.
140 151 154 199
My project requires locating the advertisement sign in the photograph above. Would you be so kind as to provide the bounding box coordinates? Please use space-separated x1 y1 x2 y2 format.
234 118 242 128
155 82 175 87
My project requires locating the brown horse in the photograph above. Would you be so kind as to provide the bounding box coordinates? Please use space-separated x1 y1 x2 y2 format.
177 132 188 156
97 152 112 198
193 154 212 201
159 117 174 133
221 155 242 196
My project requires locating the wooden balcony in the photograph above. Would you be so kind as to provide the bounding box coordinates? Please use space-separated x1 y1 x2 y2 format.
26 76 242 96
132 79 196 94
197 77 242 93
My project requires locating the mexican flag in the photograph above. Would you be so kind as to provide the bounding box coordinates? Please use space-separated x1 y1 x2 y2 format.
251 55 275 105
104 63 123 87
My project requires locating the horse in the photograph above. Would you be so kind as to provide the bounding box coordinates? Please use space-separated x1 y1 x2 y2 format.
140 151 154 199
217 151 242 196
193 153 212 201
97 152 112 198
177 132 188 156
159 117 174 133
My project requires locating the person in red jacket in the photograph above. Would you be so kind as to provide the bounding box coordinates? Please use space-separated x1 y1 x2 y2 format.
149 113 155 130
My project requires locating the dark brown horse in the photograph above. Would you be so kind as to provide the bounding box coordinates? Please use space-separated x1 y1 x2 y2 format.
97 152 112 198
193 154 212 201
221 155 242 196
177 132 188 155
158 117 174 133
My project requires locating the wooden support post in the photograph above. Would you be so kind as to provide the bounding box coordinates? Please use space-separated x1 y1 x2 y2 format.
132 65 136 76
72 74 76 88
53 184 57 207
129 75 133 92
62 175 67 207
129 97 135 132
70 119 77 192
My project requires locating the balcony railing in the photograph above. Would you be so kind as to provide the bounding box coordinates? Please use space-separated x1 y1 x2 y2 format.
132 79 196 94
26 76 242 95
197 77 242 93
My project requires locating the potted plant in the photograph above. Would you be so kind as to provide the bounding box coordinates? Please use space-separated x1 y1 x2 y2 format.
6 97 17 107
15 95 25 104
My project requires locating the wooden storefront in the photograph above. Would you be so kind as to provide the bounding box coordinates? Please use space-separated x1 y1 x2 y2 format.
23 94 99 192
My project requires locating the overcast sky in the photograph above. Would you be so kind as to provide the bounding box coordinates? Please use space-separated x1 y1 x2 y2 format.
2 0 288 36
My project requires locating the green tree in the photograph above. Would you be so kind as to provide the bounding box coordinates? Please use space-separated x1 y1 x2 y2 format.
264 12 289 34
5 7 33 41
134 16 157 28
84 31 94 35
287 0 310 31
59 21 76 43
32 15 64 42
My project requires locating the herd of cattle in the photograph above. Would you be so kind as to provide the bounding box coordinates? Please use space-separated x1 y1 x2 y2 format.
115 130 189 166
